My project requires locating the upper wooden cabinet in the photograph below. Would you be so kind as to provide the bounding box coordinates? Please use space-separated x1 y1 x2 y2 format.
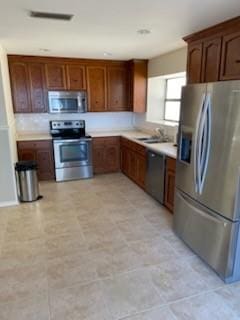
220 31 240 80
9 61 47 113
129 60 148 112
87 66 107 112
107 65 130 111
45 63 67 90
184 16 240 83
8 55 148 113
201 37 222 82
28 63 47 113
9 62 31 113
66 64 86 90
187 42 203 84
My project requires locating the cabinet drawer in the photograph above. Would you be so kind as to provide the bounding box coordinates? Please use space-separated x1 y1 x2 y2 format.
166 157 176 172
104 136 120 145
18 140 52 150
134 143 146 156
120 137 131 148
93 136 120 146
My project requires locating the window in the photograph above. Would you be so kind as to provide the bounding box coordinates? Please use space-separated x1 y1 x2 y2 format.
164 76 186 122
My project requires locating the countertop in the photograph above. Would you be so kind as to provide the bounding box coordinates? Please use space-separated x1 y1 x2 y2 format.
16 130 177 159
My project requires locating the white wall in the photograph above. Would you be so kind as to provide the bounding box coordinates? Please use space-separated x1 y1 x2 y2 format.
0 45 18 207
15 112 134 133
148 47 187 78
133 47 187 137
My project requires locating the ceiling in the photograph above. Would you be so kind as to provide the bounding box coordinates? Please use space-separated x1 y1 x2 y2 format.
0 0 239 60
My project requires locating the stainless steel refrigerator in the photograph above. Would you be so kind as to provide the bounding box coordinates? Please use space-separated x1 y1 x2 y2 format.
173 80 240 283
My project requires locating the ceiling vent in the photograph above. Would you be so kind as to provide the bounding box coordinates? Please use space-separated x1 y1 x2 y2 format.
29 11 74 21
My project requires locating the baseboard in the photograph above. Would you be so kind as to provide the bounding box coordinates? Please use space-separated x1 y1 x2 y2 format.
0 200 19 208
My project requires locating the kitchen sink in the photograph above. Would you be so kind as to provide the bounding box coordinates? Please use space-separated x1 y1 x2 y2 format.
135 137 169 144
135 137 149 141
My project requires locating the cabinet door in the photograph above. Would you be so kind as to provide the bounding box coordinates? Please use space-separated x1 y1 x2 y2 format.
66 64 86 90
18 148 36 161
9 62 31 113
45 63 67 89
120 146 129 176
18 140 55 181
36 147 55 180
28 63 47 112
187 42 203 84
201 37 222 82
136 154 146 189
129 60 147 113
129 150 137 181
107 66 129 111
220 31 240 80
164 157 176 213
92 138 106 173
105 141 120 172
87 66 107 111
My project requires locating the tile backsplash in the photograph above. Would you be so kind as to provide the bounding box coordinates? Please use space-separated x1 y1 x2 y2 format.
15 112 134 133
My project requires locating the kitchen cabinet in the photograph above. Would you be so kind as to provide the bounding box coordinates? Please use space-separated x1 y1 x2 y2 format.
187 42 203 84
202 37 222 82
28 63 47 112
45 63 67 90
129 60 147 112
66 64 86 90
120 137 146 189
107 65 130 111
87 66 107 112
220 31 240 80
184 16 240 83
9 62 31 113
17 140 55 180
93 137 120 173
164 157 176 213
8 55 147 114
9 61 47 113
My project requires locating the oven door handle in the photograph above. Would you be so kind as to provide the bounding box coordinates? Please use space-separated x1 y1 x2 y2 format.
53 139 92 145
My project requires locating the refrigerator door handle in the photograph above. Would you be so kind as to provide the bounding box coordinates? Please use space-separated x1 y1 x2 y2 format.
194 94 206 193
198 93 212 194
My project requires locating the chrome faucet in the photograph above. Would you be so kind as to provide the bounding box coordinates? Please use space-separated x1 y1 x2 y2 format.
153 127 170 142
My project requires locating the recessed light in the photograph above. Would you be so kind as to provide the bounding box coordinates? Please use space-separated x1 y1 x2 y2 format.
39 48 50 52
137 29 151 35
103 52 112 57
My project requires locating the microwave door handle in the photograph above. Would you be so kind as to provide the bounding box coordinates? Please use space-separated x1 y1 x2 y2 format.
77 96 82 108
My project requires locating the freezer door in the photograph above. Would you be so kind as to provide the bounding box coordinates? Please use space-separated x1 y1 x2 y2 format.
177 80 240 221
174 190 240 282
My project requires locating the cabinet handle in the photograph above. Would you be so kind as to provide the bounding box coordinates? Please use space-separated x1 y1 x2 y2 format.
236 60 240 63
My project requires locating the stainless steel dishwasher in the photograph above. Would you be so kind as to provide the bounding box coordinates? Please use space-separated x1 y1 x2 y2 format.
146 150 165 204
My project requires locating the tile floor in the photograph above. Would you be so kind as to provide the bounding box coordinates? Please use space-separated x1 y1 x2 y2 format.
0 173 239 320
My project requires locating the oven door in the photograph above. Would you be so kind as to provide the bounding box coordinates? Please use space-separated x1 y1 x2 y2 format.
53 139 92 169
48 91 87 113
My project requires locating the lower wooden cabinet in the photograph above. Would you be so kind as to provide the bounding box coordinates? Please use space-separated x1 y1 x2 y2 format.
92 137 120 174
17 140 55 181
164 157 176 213
120 137 146 189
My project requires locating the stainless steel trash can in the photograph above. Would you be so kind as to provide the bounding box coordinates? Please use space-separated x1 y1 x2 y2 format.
15 161 40 202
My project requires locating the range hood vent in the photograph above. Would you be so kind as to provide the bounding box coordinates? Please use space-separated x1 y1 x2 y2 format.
29 11 73 21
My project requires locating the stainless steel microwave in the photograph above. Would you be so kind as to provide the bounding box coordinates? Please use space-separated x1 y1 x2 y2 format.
48 91 87 113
